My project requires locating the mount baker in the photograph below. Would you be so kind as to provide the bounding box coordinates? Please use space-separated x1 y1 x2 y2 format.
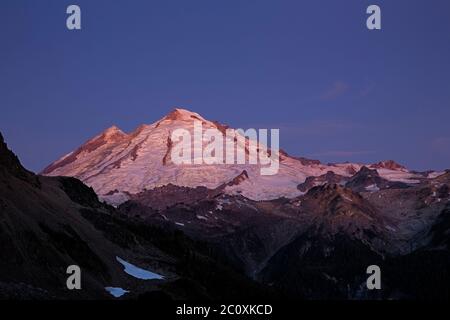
42 108 431 205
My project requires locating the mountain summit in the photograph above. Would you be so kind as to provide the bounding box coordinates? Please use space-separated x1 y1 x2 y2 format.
42 108 423 205
163 108 207 121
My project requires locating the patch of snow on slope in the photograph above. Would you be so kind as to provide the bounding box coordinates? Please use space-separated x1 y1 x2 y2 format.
365 184 380 192
428 171 446 179
375 168 421 184
105 287 129 298
116 257 164 280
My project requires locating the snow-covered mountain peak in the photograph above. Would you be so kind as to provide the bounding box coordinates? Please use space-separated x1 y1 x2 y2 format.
42 109 426 205
104 125 122 133
102 125 126 138
163 108 207 122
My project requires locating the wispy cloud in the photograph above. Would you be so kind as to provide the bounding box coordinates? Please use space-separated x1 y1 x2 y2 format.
358 83 375 97
320 81 350 101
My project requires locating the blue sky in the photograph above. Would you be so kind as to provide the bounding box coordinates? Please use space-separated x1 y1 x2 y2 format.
1 0 449 172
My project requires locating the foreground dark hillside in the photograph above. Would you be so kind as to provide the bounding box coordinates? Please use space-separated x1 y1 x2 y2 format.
0 132 274 300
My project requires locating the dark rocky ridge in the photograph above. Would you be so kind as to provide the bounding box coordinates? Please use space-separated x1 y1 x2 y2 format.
297 171 346 192
345 166 409 192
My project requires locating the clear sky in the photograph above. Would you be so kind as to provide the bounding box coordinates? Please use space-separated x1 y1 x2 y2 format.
1 0 449 172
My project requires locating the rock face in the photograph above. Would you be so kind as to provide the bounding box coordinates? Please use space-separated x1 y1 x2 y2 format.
370 160 407 171
128 184 212 211
41 108 423 205
345 166 409 193
0 133 36 184
297 184 387 241
297 171 347 192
